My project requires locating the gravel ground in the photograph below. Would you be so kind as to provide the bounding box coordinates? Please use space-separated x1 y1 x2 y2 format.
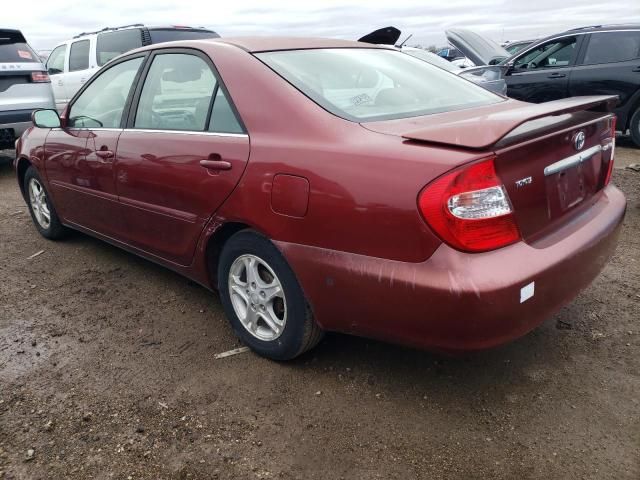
0 146 638 480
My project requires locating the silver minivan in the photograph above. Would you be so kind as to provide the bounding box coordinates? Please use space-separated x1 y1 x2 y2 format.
0 29 55 148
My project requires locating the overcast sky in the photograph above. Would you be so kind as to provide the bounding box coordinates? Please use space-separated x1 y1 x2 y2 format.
6 0 640 50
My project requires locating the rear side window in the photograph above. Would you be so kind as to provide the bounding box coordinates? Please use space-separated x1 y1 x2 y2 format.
583 31 640 65
209 88 244 134
97 29 142 66
0 42 39 63
134 53 217 131
148 29 219 44
46 45 66 74
69 40 90 71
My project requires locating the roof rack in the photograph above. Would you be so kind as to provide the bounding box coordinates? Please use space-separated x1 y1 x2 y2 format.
567 25 602 31
73 23 144 39
566 23 638 32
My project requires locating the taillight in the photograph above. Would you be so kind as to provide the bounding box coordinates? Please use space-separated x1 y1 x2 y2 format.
31 71 50 83
418 157 521 252
603 116 616 186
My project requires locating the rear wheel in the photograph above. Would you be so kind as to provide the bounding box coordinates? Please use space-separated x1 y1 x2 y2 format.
218 230 323 360
24 166 67 240
630 108 640 148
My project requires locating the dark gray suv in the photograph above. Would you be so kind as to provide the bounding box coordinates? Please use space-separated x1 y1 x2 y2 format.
447 25 640 146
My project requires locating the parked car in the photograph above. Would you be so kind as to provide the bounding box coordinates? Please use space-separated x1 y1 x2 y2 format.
15 37 625 360
502 39 536 55
447 25 640 146
358 28 507 95
401 47 507 95
46 24 219 111
0 29 55 149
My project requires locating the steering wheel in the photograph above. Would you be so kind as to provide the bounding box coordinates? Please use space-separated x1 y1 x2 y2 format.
528 61 538 69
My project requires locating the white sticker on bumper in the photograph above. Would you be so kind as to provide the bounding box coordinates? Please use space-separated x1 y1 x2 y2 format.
520 282 535 303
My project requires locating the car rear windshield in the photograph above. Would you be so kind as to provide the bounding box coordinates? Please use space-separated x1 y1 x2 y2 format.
148 29 219 44
257 48 502 122
0 42 39 63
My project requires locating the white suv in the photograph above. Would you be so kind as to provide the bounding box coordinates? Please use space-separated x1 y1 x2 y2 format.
46 24 219 111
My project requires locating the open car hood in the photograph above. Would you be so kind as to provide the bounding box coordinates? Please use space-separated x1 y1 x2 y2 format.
358 27 401 46
445 29 511 66
363 96 617 149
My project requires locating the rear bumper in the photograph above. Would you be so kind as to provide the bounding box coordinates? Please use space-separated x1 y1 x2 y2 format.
0 109 34 146
277 185 626 352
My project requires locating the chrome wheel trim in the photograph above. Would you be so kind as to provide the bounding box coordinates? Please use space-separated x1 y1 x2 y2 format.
28 178 51 229
228 254 287 341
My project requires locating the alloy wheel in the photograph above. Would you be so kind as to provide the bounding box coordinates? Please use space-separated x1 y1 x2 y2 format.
228 254 287 341
28 178 51 230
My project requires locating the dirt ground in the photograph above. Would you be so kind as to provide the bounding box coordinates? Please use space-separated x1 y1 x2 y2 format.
0 142 638 480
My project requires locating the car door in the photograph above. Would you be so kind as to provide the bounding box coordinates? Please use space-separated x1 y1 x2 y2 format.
568 30 640 128
45 55 145 236
505 35 583 103
115 49 250 266
45 44 68 111
65 39 93 101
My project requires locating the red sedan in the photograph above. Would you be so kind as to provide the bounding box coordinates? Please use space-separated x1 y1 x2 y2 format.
14 38 625 360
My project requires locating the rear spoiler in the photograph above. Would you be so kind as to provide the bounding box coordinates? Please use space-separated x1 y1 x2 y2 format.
402 96 618 149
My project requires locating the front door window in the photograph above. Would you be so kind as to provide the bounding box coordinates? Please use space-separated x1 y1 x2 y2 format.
514 38 577 70
68 57 143 128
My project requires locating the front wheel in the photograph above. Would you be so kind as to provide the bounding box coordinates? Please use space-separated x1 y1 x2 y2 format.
218 230 323 360
24 166 67 240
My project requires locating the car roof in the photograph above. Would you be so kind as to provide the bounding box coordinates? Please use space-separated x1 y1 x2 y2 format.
564 24 640 33
213 37 386 53
533 24 640 44
72 24 216 39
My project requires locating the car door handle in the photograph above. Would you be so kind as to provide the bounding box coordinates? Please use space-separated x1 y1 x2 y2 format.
95 150 114 159
547 73 566 79
632 66 640 72
200 160 232 170
200 155 232 171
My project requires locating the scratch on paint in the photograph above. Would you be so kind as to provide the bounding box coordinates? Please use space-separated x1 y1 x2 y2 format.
447 271 482 299
447 271 463 297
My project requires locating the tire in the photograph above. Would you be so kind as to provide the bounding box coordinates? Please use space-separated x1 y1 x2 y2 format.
24 166 67 240
218 229 323 360
630 108 640 148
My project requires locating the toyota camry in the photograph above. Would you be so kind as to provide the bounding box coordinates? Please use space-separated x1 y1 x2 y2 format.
14 37 626 359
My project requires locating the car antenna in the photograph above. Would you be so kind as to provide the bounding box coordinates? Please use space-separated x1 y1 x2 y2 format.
397 33 413 48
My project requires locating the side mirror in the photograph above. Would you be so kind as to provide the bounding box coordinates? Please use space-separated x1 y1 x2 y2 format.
504 61 515 75
47 67 62 75
32 109 61 129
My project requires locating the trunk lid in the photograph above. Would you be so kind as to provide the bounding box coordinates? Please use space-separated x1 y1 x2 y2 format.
362 95 617 244
495 112 615 242
445 28 511 66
